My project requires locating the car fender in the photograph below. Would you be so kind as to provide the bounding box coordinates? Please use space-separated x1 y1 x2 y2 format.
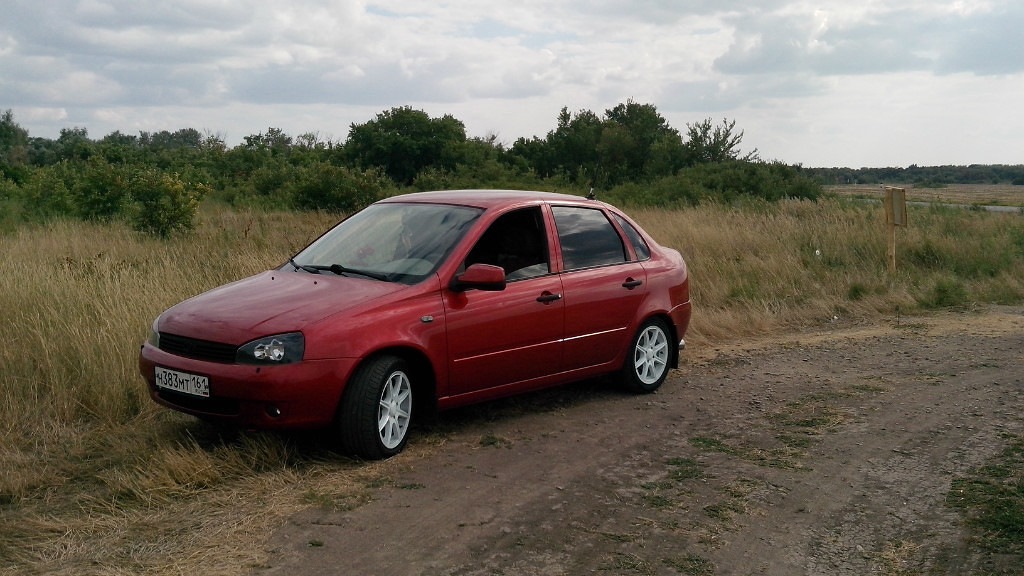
301 275 451 396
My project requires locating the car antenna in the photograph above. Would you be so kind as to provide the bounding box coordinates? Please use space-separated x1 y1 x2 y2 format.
586 187 596 200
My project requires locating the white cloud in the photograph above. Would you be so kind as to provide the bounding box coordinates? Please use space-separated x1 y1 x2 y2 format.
1 0 1021 166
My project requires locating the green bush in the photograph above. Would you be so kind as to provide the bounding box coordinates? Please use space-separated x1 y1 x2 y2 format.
72 157 130 222
18 162 76 221
128 168 207 237
289 163 385 212
603 160 821 207
918 277 969 309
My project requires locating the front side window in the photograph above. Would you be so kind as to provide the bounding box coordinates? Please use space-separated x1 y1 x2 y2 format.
464 207 550 280
552 206 627 271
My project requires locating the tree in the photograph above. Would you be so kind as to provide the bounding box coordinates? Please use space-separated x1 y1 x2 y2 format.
1 109 30 182
545 107 603 183
601 100 681 183
346 107 467 185
682 118 757 166
56 127 94 162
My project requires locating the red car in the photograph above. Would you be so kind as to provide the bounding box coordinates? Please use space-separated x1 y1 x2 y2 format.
139 190 691 459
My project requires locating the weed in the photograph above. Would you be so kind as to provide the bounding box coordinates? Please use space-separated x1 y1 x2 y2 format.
946 435 1024 557
600 551 652 573
644 494 675 509
919 277 969 309
479 433 513 448
662 554 715 575
703 500 745 521
667 457 705 481
690 436 803 470
847 282 869 301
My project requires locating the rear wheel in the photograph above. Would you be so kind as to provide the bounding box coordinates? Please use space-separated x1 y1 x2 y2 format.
619 318 672 393
338 355 413 459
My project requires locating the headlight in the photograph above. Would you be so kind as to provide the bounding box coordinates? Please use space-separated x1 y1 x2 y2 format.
147 316 161 348
236 332 304 365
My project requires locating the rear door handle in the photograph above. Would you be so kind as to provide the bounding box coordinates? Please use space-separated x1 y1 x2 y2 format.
622 278 643 289
536 292 562 303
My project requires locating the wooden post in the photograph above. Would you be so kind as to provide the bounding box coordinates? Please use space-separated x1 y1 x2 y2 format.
883 186 907 272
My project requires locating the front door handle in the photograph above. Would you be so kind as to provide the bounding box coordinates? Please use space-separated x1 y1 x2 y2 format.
622 278 643 289
536 292 562 304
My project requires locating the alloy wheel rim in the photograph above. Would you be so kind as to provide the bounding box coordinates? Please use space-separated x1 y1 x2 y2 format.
378 371 412 449
634 326 669 385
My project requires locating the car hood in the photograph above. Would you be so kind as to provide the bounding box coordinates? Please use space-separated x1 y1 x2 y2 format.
158 270 409 344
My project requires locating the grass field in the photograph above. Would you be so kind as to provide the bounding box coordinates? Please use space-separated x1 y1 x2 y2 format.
827 183 1024 208
1 188 1023 574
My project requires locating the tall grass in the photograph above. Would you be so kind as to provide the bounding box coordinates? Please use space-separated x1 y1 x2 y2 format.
1 197 1022 574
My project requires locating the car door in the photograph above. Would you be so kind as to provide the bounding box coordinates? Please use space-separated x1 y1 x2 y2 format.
443 207 565 396
551 205 648 371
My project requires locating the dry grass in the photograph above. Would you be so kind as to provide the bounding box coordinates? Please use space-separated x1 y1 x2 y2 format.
1 193 1022 574
826 183 1024 207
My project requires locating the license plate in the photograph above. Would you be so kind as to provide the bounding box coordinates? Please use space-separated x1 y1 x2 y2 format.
154 367 210 397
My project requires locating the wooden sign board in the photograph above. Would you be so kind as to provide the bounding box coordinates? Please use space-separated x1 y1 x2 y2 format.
882 186 907 272
884 186 907 226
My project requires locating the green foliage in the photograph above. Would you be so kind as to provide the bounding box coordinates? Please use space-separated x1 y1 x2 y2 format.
847 282 869 301
72 157 130 221
250 159 295 197
602 160 821 207
512 102 688 188
347 107 467 185
1 109 31 184
128 168 207 237
808 164 1024 186
683 117 757 165
289 163 386 212
18 162 76 221
918 277 969 309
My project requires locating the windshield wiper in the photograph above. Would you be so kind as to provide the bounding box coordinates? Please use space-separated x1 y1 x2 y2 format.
289 258 390 281
289 258 319 274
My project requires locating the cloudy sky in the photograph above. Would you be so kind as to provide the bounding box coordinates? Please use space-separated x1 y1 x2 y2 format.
2 0 1022 168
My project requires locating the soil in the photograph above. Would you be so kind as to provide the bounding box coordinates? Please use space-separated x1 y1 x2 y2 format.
255 306 1024 576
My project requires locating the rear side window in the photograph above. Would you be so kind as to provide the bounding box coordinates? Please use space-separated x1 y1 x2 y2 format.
552 206 627 270
612 213 651 260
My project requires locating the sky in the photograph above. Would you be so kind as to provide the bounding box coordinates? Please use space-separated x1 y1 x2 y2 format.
2 0 1022 168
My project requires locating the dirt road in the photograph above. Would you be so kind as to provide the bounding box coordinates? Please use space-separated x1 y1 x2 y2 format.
255 307 1023 575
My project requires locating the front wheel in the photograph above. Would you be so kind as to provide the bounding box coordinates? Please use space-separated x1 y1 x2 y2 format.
338 355 414 459
619 318 672 393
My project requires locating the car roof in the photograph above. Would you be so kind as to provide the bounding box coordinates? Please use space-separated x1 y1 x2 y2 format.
377 189 603 210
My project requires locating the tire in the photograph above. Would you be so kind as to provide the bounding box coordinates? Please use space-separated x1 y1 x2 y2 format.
338 355 414 459
619 318 672 393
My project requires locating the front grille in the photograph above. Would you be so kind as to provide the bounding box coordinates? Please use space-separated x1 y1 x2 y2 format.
159 333 237 363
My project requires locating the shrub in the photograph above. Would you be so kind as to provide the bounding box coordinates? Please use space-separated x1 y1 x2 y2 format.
72 157 130 221
289 163 385 212
918 277 969 309
602 160 821 207
128 168 207 237
18 162 76 221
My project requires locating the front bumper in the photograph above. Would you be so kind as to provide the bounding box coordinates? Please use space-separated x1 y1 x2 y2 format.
139 342 358 429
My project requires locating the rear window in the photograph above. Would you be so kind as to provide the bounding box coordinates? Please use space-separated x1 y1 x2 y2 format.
551 206 627 270
612 213 651 260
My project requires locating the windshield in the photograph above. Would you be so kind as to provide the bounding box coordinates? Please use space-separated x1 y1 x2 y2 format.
291 202 482 284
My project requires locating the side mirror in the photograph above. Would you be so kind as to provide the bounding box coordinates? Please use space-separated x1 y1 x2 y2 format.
451 263 506 292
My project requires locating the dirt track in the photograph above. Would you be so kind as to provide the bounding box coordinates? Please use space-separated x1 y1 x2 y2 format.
255 307 1024 575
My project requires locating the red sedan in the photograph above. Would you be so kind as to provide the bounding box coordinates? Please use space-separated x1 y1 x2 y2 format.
139 190 691 459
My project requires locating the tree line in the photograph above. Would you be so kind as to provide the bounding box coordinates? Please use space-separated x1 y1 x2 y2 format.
1 102 825 236
806 164 1024 186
